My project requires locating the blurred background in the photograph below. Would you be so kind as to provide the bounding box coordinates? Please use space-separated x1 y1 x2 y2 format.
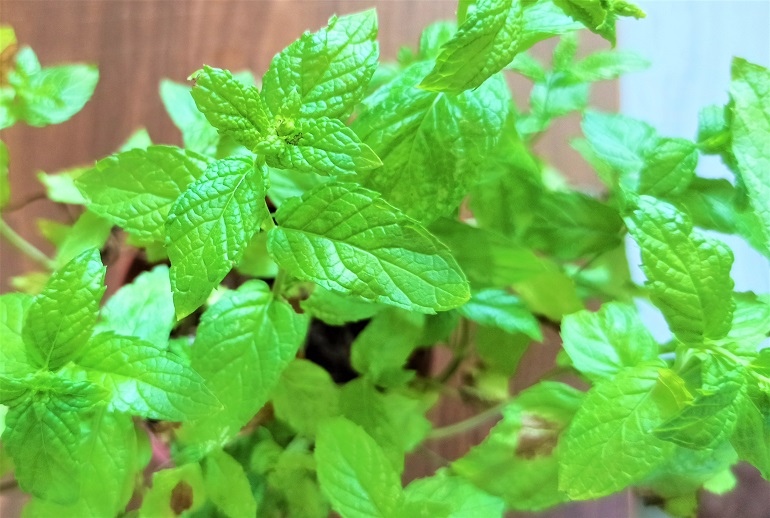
1 0 768 516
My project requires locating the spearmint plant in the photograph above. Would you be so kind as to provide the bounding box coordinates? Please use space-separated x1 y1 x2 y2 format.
1 1 769 516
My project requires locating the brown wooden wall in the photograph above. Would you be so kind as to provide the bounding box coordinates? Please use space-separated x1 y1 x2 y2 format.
0 1 766 517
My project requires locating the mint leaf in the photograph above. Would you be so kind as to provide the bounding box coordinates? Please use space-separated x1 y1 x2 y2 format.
726 292 770 351
419 0 524 94
24 249 105 370
553 0 645 45
97 265 175 345
355 62 508 222
3 378 100 504
160 79 219 155
38 166 89 205
139 463 206 518
404 471 505 518
52 211 112 268
560 364 675 499
731 382 770 478
315 417 404 518
0 293 34 377
23 409 139 518
261 10 378 120
203 449 257 518
625 196 735 346
569 50 649 82
178 280 309 457
730 58 770 251
262 116 381 176
418 21 457 60
76 332 219 421
561 302 658 381
459 289 542 341
8 48 98 127
76 145 209 240
300 286 382 326
638 138 698 197
190 66 270 150
350 308 425 387
167 156 269 318
697 104 730 155
271 359 340 436
268 182 470 313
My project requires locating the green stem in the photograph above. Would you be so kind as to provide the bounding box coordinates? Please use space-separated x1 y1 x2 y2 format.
436 318 471 383
427 399 510 440
272 269 287 297
0 218 54 270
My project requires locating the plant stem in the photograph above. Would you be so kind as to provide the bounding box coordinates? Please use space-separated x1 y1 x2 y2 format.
427 399 510 440
436 318 471 383
272 269 287 297
0 218 54 270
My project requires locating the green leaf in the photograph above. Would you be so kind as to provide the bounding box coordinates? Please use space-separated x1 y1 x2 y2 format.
340 379 433 473
418 21 457 60
523 190 623 260
3 378 100 504
262 116 381 176
553 0 645 45
190 66 271 150
569 50 649 82
561 302 658 381
475 326 531 376
139 463 206 518
203 449 257 518
9 49 98 126
517 0 583 51
37 166 89 205
96 265 175 345
76 145 209 240
625 196 735 345
731 382 770 478
419 0 523 94
428 218 546 289
160 79 219 155
730 58 770 251
167 156 269 318
459 289 542 341
355 62 509 222
725 292 770 351
350 308 425 387
300 286 382 325
560 364 675 499
23 410 139 518
237 230 279 278
315 417 404 518
638 138 698 197
697 104 730 155
261 10 378 120
453 382 582 510
52 211 112 268
404 471 505 518
24 249 105 370
0 293 34 378
75 332 219 421
271 359 340 436
267 182 470 313
177 280 309 458
518 73 588 137
0 140 8 209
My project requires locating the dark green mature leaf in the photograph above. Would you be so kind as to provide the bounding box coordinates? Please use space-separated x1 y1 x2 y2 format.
8 47 98 127
561 302 658 381
272 359 341 436
191 66 271 150
419 0 523 94
0 293 34 378
730 58 770 251
523 190 623 260
24 249 105 370
167 156 269 318
76 145 209 240
625 196 735 346
203 449 257 518
160 79 219 155
3 377 100 504
453 382 582 510
560 364 676 499
268 182 470 313
97 265 175 346
76 332 219 421
262 10 379 120
177 280 309 458
350 308 425 387
315 417 404 518
459 289 542 341
262 116 381 177
355 61 508 223
23 409 139 518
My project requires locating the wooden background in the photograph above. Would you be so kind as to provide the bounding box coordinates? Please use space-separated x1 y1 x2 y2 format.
0 1 767 517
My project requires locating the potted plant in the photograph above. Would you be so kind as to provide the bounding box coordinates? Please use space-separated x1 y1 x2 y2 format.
1 0 768 516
